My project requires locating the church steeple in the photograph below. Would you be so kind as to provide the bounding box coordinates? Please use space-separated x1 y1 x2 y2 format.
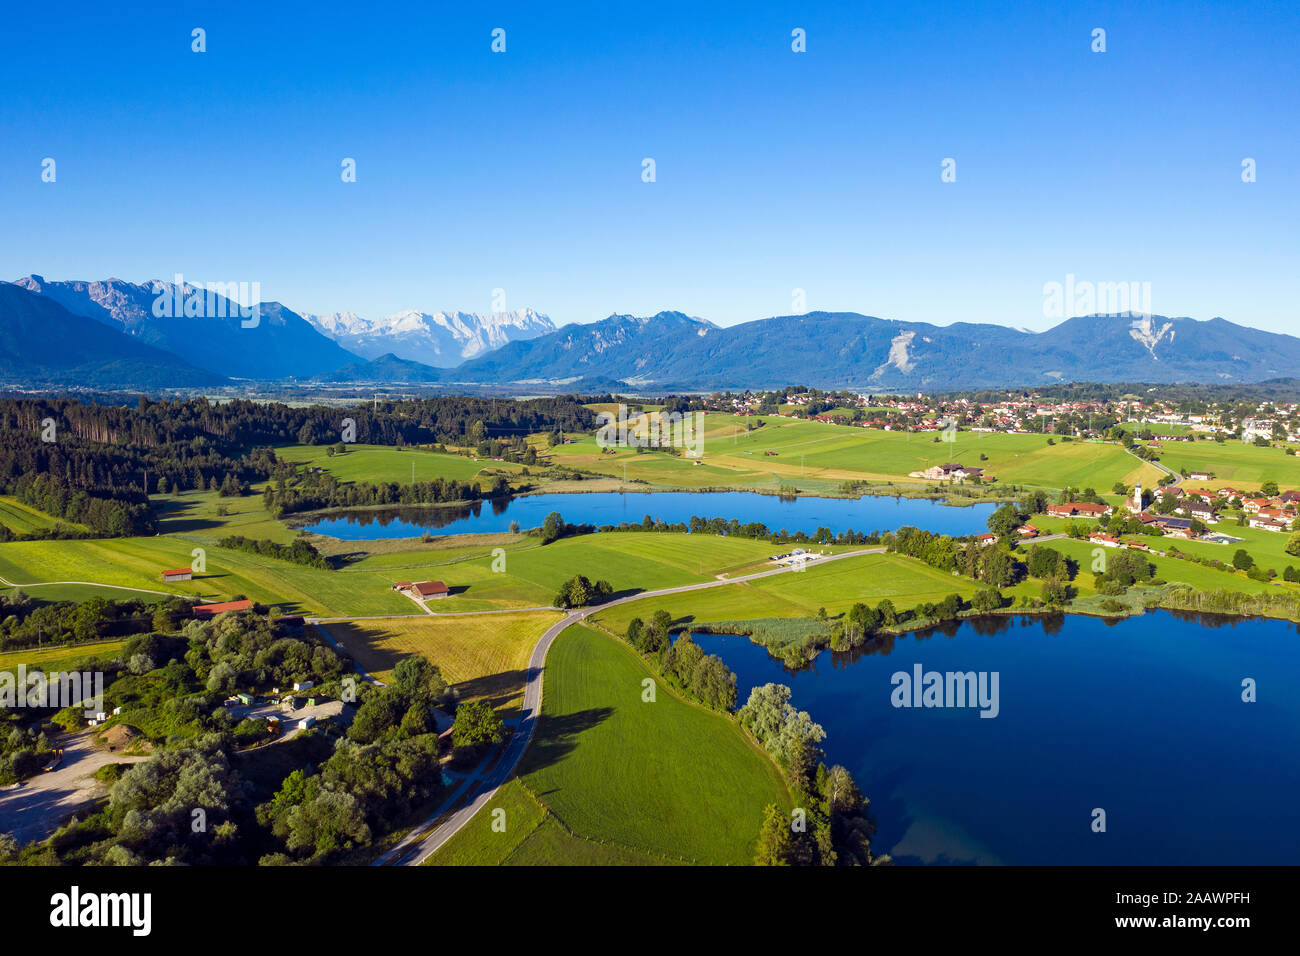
1132 482 1143 512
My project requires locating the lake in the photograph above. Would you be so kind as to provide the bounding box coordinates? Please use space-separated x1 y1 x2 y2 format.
693 610 1300 865
299 491 998 540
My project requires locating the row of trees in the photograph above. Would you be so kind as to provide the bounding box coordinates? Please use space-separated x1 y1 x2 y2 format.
217 534 333 569
264 470 510 517
623 612 738 712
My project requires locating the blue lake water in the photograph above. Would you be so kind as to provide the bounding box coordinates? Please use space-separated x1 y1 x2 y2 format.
694 611 1300 865
300 491 998 540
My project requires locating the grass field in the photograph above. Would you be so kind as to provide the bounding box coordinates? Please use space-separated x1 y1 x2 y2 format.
0 640 126 677
1153 440 1300 492
320 610 562 712
1043 537 1288 596
334 532 800 612
151 488 296 545
546 415 1161 495
427 778 673 865
0 528 803 618
0 536 415 617
430 625 790 865
274 444 516 486
591 551 981 633
0 497 87 535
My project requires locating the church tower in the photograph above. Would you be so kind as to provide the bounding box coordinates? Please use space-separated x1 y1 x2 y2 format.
1132 482 1143 512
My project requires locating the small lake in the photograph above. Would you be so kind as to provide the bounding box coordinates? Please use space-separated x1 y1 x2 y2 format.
693 610 1300 865
299 491 998 540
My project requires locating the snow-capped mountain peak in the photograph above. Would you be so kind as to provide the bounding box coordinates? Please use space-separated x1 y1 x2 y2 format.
303 307 554 367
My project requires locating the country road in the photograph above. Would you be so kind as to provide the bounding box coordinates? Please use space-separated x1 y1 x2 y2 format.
1124 444 1182 486
376 546 882 866
0 574 182 598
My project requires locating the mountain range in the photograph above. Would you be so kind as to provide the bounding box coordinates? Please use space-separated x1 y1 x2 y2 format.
438 310 1300 391
0 283 221 388
5 275 1300 391
10 276 356 381
303 308 554 367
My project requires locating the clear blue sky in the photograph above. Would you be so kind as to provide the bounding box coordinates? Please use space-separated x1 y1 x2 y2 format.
2 0 1297 333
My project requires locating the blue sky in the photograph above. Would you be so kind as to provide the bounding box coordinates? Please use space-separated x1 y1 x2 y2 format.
2 0 1298 333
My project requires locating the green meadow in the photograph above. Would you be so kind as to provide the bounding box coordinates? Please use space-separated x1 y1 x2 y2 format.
1154 440 1300 492
0 496 88 535
0 640 126 678
274 443 514 486
430 625 790 865
427 778 672 866
0 525 806 618
591 551 981 633
547 415 1161 494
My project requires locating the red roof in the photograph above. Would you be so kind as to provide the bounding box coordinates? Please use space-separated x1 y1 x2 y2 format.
193 600 254 618
161 568 192 576
412 581 449 596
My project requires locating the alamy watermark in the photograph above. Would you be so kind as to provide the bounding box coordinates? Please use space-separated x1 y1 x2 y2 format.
1042 273 1151 319
596 404 704 457
151 273 261 328
0 666 104 717
890 664 999 718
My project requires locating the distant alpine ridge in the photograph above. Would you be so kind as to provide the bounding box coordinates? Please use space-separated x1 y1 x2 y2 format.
10 275 356 381
4 275 1298 391
437 309 1300 391
303 308 554 367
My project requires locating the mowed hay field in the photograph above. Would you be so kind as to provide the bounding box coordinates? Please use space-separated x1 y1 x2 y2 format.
1 529 788 619
433 625 789 865
591 551 980 634
547 416 1161 492
0 537 415 618
320 610 562 713
274 444 515 486
338 532 788 612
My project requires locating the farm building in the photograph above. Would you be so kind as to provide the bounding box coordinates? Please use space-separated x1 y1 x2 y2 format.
915 463 984 481
193 600 254 619
400 580 450 601
161 568 192 582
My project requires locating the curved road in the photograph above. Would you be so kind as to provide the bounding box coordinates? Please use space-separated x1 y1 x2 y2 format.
377 546 882 866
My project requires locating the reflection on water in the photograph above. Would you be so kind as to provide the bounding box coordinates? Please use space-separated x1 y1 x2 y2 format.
299 490 999 540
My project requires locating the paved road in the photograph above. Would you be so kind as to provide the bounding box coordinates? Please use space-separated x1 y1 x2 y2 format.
1124 444 1181 486
379 546 882 866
